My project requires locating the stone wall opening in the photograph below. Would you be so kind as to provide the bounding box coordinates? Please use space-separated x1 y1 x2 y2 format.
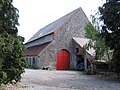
56 49 70 70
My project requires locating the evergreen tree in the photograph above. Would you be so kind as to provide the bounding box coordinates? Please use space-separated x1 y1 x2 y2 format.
0 0 27 85
99 0 120 76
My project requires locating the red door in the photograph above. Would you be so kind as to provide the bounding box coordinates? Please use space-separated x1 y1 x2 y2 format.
56 50 70 70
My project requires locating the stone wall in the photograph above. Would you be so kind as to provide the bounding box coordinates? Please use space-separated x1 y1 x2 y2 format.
72 39 85 55
36 8 89 69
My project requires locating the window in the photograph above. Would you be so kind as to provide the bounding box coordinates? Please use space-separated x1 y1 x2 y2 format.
75 48 79 53
29 58 32 67
39 33 43 36
33 57 36 64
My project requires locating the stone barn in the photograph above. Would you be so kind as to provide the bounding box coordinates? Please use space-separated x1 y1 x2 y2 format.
24 7 95 71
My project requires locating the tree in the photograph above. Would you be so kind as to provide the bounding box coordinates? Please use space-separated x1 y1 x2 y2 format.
0 0 27 85
99 0 120 76
85 16 107 60
85 16 113 74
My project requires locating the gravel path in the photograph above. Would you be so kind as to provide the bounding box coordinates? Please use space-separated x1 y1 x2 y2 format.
3 69 120 90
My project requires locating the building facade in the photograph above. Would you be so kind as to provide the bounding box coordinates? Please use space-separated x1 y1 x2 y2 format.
24 7 94 71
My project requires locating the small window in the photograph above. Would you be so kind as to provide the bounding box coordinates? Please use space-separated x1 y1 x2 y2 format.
75 48 79 53
29 58 31 61
33 57 36 64
39 33 43 36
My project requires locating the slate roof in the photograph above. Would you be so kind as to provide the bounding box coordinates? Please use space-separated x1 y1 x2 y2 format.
73 37 95 56
23 42 50 56
27 7 83 43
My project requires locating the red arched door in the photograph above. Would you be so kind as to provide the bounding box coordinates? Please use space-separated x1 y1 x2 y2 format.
56 50 70 70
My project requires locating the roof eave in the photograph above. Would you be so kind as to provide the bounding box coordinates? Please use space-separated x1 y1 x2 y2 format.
25 32 54 44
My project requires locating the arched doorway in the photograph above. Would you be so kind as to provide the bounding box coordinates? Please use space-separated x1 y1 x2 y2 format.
56 50 70 70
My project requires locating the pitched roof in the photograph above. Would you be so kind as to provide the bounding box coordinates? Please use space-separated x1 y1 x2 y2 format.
27 7 84 43
23 42 50 56
73 37 95 56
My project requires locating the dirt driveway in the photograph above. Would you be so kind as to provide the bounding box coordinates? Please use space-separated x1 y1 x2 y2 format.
3 69 120 90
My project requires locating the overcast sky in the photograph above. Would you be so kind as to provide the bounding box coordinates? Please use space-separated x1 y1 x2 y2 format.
13 0 105 42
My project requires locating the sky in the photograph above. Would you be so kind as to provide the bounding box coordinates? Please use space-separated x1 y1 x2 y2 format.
13 0 105 42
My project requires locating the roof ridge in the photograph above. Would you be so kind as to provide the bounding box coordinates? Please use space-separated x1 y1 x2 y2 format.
32 7 82 34
26 7 83 43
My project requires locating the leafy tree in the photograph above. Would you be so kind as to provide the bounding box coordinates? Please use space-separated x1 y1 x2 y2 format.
0 0 27 85
85 16 107 60
85 16 113 74
99 0 120 76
